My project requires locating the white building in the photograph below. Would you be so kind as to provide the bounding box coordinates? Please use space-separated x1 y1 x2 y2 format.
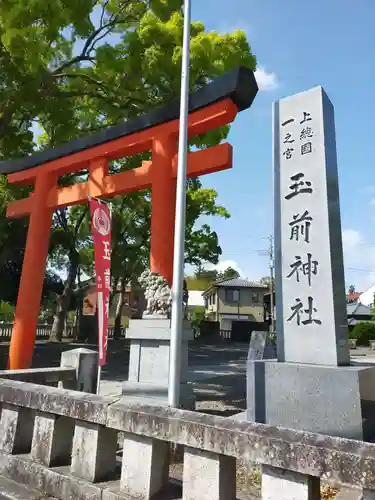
187 290 205 311
359 285 375 308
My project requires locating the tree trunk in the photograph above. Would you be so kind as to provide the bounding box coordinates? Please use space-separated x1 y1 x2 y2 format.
49 284 74 341
114 279 125 339
49 250 79 342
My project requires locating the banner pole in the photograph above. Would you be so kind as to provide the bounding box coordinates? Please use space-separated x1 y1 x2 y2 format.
89 196 111 396
168 0 191 408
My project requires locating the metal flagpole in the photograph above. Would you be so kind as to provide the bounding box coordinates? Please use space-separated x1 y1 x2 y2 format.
168 0 191 408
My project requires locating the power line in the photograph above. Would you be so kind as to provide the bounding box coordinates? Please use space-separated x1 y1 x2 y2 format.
217 257 375 275
219 251 268 257
346 267 375 274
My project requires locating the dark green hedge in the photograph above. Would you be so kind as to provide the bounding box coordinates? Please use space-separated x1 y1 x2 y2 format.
351 322 375 346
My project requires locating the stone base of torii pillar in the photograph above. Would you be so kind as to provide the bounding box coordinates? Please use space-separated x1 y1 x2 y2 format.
121 316 195 409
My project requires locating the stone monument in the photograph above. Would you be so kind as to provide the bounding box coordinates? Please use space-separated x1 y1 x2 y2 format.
122 271 194 409
247 87 375 440
247 330 276 362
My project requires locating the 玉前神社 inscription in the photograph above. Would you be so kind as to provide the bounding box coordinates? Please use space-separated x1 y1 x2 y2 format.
283 110 321 326
274 86 349 366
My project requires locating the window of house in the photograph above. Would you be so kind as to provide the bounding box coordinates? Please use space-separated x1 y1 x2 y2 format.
225 288 240 303
252 291 260 304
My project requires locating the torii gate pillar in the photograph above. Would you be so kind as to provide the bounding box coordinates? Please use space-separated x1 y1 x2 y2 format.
1 67 258 369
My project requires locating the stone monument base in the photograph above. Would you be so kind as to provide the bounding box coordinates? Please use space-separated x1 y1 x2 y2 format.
247 360 375 440
122 317 195 410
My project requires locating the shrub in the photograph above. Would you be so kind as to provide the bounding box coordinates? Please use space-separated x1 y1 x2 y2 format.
189 307 206 337
351 322 375 346
0 301 15 322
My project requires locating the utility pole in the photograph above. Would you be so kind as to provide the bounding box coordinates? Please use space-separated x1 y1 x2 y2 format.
257 235 275 331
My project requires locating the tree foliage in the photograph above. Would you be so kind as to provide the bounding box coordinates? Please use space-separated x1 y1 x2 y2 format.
0 1 255 155
351 322 375 346
0 301 15 322
186 265 240 290
0 1 256 338
218 266 240 280
260 276 273 288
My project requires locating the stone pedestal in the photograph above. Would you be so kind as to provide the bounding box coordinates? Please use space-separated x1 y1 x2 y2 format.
122 317 195 409
247 360 375 440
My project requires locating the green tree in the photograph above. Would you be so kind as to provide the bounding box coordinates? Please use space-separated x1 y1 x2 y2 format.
260 276 273 288
0 1 255 156
194 268 218 281
0 301 15 322
352 322 375 346
0 179 63 304
48 205 90 340
0 1 256 340
189 306 206 336
217 266 240 280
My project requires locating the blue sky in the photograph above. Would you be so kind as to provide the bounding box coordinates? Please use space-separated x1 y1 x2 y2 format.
190 0 375 292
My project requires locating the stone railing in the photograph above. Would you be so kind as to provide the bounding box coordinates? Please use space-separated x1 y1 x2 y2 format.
0 376 374 499
0 323 125 341
0 322 57 340
0 348 98 393
0 366 76 385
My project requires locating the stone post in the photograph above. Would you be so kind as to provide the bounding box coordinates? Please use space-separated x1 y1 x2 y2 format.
183 447 236 500
122 317 195 409
261 466 320 500
0 404 34 454
71 421 117 482
60 348 98 393
120 433 170 498
30 411 74 466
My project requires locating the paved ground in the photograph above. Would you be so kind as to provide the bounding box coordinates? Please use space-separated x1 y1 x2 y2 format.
0 339 249 415
1 340 375 417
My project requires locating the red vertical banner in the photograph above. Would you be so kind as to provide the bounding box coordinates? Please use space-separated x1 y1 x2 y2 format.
89 198 111 367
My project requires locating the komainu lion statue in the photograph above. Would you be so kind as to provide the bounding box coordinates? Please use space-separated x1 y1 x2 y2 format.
139 270 189 318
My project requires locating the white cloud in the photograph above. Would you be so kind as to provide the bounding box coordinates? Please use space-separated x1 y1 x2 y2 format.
206 260 244 277
369 198 375 206
342 229 375 291
342 229 362 250
217 22 251 36
254 67 280 92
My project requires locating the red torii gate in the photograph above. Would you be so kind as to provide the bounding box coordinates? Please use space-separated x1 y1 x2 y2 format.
1 67 258 369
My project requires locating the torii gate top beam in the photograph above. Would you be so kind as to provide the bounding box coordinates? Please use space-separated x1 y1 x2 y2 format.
0 67 257 179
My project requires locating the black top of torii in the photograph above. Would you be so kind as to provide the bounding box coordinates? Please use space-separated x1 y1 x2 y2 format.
0 67 258 175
